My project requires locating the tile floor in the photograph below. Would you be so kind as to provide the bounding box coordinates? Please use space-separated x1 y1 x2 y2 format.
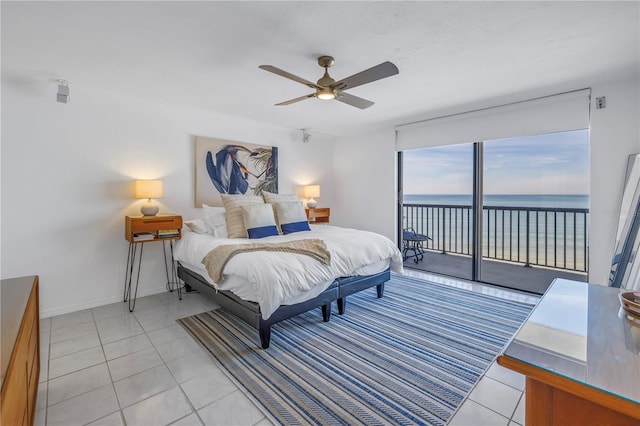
35 271 538 425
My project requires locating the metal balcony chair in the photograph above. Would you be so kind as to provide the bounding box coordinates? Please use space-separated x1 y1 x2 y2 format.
402 228 432 263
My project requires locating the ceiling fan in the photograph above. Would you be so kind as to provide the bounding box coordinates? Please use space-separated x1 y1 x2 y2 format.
259 56 399 109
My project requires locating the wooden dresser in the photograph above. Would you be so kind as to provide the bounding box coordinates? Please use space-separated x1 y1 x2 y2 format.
498 279 640 425
1 276 40 426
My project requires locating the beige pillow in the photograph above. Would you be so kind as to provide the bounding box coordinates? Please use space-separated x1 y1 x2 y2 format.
262 191 298 203
262 191 298 232
221 194 265 238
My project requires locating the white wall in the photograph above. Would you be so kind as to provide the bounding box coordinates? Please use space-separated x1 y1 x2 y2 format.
589 77 640 284
332 128 397 242
334 75 640 285
1 81 334 317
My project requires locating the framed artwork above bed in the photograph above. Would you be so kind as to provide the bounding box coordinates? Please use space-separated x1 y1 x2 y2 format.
195 136 278 207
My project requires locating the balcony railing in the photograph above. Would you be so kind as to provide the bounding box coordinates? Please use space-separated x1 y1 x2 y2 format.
403 203 589 272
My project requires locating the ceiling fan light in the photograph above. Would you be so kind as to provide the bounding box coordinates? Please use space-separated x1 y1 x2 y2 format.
317 88 336 100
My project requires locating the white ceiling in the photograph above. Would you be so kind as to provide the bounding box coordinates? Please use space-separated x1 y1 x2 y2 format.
2 1 639 136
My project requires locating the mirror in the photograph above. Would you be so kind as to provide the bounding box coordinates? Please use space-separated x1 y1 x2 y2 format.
610 154 640 290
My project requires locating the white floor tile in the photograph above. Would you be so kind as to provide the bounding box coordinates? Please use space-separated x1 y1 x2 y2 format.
468 376 522 419
50 321 97 344
40 329 51 347
34 408 46 426
50 332 101 359
47 363 111 406
180 371 237 409
189 293 220 311
50 309 94 330
448 399 510 426
130 294 166 311
48 346 105 379
485 362 526 391
40 317 52 332
36 382 47 410
46 384 119 426
39 351 49 383
155 335 205 363
95 312 141 331
170 413 204 425
107 346 163 381
512 393 525 425
197 390 265 426
166 353 221 384
135 311 180 333
103 333 153 361
86 411 125 426
114 364 177 408
147 323 190 346
92 301 131 321
98 321 145 344
122 386 193 426
254 417 275 426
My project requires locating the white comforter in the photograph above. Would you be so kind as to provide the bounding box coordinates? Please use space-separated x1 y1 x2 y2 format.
174 225 404 319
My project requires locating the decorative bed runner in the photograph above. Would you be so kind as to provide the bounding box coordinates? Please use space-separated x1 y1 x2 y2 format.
178 274 533 425
202 238 331 282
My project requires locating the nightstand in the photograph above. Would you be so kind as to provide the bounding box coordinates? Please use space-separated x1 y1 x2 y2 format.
124 215 183 311
306 208 330 224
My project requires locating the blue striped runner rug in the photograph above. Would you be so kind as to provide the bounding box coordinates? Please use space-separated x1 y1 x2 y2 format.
178 274 533 425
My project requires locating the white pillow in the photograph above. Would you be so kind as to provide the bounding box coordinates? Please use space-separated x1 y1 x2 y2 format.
184 219 212 235
274 201 311 234
220 194 265 238
202 204 228 238
240 204 279 239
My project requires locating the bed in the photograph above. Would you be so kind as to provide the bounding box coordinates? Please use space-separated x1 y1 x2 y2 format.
174 224 403 348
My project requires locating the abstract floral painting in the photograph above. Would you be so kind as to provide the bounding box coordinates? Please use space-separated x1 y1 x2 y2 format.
195 136 278 207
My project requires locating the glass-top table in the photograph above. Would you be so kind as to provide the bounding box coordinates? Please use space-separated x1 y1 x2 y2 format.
497 278 640 425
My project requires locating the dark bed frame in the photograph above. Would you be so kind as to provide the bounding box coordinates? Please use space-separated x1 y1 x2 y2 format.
177 264 390 349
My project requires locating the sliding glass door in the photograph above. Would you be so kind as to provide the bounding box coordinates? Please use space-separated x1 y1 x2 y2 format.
400 129 589 293
401 143 474 281
480 130 589 292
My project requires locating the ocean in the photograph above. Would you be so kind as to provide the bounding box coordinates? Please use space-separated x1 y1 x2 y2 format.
404 194 589 209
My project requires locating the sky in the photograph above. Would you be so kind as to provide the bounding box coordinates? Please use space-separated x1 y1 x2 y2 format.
403 129 589 195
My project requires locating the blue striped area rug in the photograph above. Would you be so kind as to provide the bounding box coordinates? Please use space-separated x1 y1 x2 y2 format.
178 274 533 425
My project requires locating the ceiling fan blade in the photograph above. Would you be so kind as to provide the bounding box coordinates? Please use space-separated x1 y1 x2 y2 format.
335 92 375 109
275 93 316 106
259 65 321 90
331 61 399 91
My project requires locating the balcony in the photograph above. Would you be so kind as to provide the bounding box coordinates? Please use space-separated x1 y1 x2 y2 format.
402 203 589 294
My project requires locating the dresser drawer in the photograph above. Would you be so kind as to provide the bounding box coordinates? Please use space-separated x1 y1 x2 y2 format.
129 216 182 233
125 215 183 243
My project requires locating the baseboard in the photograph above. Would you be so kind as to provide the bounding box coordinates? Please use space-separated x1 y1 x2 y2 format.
40 285 170 319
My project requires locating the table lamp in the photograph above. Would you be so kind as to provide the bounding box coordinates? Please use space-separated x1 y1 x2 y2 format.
135 179 163 216
303 185 320 209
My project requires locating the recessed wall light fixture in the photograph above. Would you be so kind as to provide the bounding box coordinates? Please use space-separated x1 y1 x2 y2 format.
302 129 311 143
57 80 70 103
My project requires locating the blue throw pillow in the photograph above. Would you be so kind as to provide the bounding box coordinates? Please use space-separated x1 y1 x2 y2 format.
274 201 311 234
240 204 279 239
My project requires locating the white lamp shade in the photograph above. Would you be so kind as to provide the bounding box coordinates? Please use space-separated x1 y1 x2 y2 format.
135 180 163 199
303 185 320 198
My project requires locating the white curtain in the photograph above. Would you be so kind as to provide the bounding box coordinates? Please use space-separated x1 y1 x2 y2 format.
395 88 591 151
